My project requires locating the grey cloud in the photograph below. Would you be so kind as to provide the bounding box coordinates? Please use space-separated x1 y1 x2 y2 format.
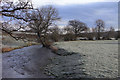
54 2 118 29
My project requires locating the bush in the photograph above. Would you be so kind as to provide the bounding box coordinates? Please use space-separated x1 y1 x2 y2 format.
64 33 75 41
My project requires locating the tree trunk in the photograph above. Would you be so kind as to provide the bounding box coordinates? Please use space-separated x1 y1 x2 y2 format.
37 32 41 43
37 32 50 48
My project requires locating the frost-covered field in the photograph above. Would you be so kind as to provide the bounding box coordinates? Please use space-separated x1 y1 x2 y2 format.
47 40 118 78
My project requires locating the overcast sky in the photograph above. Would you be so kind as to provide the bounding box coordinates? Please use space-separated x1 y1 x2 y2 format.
31 0 119 30
1 0 119 30
32 0 119 7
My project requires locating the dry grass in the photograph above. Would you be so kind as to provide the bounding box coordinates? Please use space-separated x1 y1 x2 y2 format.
2 34 40 53
2 43 40 53
50 45 58 53
2 47 15 52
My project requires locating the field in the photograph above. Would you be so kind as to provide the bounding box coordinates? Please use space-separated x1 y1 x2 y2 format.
46 40 118 78
2 36 119 78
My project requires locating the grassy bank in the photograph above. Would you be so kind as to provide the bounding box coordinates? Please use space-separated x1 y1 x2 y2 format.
2 35 39 53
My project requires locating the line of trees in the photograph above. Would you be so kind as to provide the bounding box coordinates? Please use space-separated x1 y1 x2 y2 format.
50 19 118 41
0 0 119 48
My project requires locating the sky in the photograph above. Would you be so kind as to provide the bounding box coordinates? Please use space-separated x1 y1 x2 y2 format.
1 0 119 30
31 0 119 30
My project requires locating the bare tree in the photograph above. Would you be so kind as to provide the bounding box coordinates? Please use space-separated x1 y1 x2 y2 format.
1 21 25 40
64 26 73 34
68 20 87 39
109 26 115 32
49 26 61 42
63 26 75 41
25 6 60 47
0 0 33 40
95 19 105 40
0 0 33 20
0 0 60 47
107 26 115 39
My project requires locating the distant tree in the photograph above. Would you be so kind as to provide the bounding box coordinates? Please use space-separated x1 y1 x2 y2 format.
117 30 120 39
95 19 105 40
49 26 61 42
63 26 75 41
107 26 115 39
109 26 115 32
92 27 96 33
64 33 75 41
84 27 90 36
64 26 73 34
68 20 88 39
89 27 97 40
